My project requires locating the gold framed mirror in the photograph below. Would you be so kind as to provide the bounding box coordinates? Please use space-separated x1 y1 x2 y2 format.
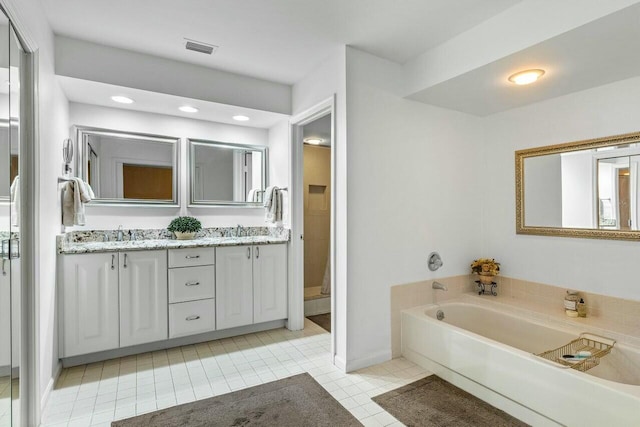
516 131 640 240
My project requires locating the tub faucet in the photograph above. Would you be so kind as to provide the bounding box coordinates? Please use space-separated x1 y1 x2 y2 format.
117 225 124 242
432 281 448 291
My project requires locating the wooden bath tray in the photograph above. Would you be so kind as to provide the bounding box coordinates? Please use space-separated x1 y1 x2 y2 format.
535 333 616 372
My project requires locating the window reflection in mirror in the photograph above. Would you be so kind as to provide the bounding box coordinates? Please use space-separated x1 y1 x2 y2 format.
188 139 267 206
77 127 179 205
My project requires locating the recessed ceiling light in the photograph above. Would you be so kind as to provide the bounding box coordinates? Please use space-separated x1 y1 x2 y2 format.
111 95 134 104
508 69 545 85
233 115 250 121
179 105 199 113
304 138 324 145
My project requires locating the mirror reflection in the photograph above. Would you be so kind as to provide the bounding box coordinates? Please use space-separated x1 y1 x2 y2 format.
517 132 640 239
188 139 267 206
77 127 179 205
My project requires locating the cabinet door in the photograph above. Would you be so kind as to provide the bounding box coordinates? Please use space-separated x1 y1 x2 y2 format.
119 250 168 347
253 244 288 323
61 253 119 357
215 245 253 330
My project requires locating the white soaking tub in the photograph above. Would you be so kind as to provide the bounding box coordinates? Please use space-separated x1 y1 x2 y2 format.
401 301 640 427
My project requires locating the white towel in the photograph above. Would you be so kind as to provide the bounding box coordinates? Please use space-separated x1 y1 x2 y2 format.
264 186 283 223
248 188 258 202
62 178 95 226
10 175 19 227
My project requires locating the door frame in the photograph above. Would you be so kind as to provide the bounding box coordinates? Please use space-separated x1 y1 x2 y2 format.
288 96 336 362
1 1 39 425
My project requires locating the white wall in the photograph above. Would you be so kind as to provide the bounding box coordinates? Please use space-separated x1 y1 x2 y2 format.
344 47 484 370
56 36 291 115
523 154 562 227
68 102 277 229
267 120 290 223
292 47 349 365
561 151 595 228
483 75 640 301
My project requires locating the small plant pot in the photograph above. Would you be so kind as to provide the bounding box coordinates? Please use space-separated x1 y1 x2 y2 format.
174 231 196 240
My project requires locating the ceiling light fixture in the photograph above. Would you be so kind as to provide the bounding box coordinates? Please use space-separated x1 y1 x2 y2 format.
179 105 199 113
111 95 134 104
233 115 250 121
304 138 324 145
508 69 545 85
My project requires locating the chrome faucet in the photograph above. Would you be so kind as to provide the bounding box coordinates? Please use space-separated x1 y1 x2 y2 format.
236 224 243 237
432 281 448 291
117 225 124 242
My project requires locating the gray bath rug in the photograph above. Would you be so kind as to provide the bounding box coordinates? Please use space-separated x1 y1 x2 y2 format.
372 375 529 427
112 373 361 427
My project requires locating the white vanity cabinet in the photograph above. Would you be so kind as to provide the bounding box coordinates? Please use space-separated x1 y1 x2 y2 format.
216 244 287 330
119 250 168 347
61 252 120 357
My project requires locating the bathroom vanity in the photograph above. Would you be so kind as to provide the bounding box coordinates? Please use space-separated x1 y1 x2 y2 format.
57 228 288 366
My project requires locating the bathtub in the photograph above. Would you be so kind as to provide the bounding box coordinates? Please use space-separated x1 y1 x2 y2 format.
402 301 640 426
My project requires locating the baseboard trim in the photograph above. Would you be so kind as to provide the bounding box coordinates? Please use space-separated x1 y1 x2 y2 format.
41 361 62 413
61 320 286 368
334 355 347 372
345 349 392 372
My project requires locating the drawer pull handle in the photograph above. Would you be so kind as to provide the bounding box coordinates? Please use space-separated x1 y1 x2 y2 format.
111 254 115 270
247 247 251 259
186 315 200 321
123 253 128 268
185 281 200 287
185 255 200 259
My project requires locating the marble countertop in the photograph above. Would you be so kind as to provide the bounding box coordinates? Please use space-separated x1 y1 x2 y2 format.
59 235 289 254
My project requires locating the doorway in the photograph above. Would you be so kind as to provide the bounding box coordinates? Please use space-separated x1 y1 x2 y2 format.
301 115 332 332
289 97 336 361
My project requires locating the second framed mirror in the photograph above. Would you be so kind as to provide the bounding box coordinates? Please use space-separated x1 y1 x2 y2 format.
188 139 268 206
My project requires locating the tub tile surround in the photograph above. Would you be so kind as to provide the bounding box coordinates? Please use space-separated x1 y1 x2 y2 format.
391 275 640 357
57 226 290 254
390 275 476 357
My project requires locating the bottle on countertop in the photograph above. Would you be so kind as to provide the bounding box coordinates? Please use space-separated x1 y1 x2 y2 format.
577 298 587 318
564 290 579 317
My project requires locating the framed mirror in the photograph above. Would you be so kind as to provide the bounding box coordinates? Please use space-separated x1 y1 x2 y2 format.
188 139 267 206
76 126 180 205
516 131 640 240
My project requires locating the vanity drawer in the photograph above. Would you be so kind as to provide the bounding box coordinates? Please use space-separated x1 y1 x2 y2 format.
168 247 215 268
168 265 215 303
169 299 216 338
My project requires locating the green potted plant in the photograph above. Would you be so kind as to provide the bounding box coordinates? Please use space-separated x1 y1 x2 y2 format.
167 216 202 240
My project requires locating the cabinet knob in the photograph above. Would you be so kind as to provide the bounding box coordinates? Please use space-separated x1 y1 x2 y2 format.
185 281 200 287
186 315 200 321
185 255 200 259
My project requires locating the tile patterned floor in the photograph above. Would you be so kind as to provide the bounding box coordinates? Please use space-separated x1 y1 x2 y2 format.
0 376 18 427
40 319 430 427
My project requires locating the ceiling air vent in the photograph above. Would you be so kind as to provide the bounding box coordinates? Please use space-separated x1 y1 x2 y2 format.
184 38 218 55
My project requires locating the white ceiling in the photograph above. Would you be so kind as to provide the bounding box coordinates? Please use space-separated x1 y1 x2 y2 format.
303 114 331 147
40 0 519 85
408 3 640 116
58 76 289 128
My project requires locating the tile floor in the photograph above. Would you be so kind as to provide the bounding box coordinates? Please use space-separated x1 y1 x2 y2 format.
0 376 18 427
40 319 430 427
